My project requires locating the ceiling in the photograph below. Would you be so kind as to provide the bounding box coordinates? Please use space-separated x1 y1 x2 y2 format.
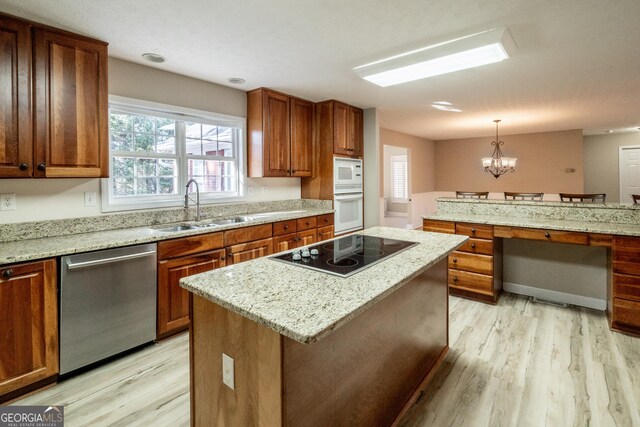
2 0 639 140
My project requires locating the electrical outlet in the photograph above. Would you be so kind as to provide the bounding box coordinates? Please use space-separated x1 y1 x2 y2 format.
248 187 254 194
0 194 16 211
262 186 268 194
222 353 235 390
84 191 97 207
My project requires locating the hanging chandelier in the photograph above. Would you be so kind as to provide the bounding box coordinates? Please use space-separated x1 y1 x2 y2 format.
482 119 516 178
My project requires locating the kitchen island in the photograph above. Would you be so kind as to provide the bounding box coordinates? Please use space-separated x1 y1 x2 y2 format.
180 226 466 426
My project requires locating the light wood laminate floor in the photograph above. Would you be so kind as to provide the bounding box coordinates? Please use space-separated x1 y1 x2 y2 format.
14 293 640 426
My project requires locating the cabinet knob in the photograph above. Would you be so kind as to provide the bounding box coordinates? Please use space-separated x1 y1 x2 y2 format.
452 258 457 263
2 269 13 279
545 232 551 238
471 228 476 233
452 276 458 282
284 225 288 229
471 243 476 249
37 162 46 171
291 169 296 173
324 218 329 223
19 162 29 171
286 169 291 174
220 256 225 261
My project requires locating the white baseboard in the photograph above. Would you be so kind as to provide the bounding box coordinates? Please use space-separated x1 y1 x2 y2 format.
385 211 408 217
503 282 606 311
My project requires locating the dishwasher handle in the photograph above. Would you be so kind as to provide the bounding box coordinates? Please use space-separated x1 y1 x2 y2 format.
66 250 156 270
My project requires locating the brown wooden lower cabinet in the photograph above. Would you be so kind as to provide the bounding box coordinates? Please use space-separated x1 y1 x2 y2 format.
157 250 226 339
317 225 334 242
611 298 640 332
227 238 273 265
0 259 58 402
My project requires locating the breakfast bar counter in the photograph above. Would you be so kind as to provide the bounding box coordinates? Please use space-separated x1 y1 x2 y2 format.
180 227 466 426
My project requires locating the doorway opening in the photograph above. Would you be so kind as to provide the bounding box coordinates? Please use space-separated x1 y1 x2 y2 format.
619 146 640 203
383 145 411 229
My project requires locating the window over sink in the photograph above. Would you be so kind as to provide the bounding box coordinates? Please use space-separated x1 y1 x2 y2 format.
102 96 245 212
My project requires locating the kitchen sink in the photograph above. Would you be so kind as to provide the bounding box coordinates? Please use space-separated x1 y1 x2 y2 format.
208 216 252 226
155 224 199 232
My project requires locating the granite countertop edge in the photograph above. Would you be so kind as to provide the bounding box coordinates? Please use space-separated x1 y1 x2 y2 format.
423 213 640 237
0 208 334 265
180 227 468 344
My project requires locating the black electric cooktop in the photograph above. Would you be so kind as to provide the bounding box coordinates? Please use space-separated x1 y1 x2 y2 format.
271 234 418 277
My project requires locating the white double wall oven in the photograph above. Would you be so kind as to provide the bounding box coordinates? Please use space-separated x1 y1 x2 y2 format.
333 157 364 235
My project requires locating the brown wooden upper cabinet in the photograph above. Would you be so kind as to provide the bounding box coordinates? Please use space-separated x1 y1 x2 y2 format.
247 88 313 178
0 13 108 178
318 100 363 158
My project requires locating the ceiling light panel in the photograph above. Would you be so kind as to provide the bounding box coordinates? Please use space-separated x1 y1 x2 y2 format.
354 27 516 87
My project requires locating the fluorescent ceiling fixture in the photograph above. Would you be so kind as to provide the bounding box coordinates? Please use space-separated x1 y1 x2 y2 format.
354 27 516 87
433 101 452 106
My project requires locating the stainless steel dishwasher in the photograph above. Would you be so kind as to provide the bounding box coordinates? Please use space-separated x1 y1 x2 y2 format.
60 243 157 375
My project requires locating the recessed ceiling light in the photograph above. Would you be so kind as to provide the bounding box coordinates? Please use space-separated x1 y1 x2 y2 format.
354 27 516 87
228 78 246 85
431 103 462 112
141 53 166 63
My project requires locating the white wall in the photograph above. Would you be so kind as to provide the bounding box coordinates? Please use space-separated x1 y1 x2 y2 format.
0 58 301 224
363 108 380 228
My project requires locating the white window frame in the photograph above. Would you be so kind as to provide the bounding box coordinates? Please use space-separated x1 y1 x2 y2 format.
391 154 408 203
102 96 246 212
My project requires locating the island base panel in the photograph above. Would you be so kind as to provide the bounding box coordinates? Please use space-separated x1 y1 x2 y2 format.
283 258 448 427
190 258 448 426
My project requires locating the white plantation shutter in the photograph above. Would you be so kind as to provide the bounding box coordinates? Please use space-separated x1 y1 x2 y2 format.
391 155 408 202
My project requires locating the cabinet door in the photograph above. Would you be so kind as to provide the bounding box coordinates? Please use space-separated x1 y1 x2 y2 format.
0 259 57 398
317 225 334 242
33 28 108 178
227 237 273 265
0 16 32 178
297 229 317 247
263 90 290 176
349 107 364 157
273 233 299 252
290 98 313 177
157 250 225 338
333 101 351 156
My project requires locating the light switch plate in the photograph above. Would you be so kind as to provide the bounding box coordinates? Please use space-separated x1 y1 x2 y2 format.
0 194 16 211
84 191 97 207
222 353 235 390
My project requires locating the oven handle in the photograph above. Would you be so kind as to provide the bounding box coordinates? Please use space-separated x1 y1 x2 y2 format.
334 194 363 202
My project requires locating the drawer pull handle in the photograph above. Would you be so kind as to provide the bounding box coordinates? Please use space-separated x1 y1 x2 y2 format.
471 243 476 249
220 256 225 261
545 232 551 238
284 225 288 229
2 269 13 279
19 162 29 171
452 258 457 263
452 277 458 282
471 228 476 233
37 162 46 171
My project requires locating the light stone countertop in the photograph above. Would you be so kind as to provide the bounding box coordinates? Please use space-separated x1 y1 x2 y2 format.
0 208 332 265
179 227 467 344
424 213 640 236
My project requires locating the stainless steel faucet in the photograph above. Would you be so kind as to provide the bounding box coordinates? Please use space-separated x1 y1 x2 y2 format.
185 179 201 222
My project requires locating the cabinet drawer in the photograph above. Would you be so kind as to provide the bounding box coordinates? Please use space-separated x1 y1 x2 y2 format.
457 238 493 255
611 297 640 330
455 223 493 240
448 252 493 275
510 228 589 245
273 233 299 252
423 220 455 234
273 219 297 236
297 216 317 231
448 269 494 296
613 236 640 275
317 225 334 242
613 274 640 301
158 232 224 259
316 213 334 227
224 224 272 246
